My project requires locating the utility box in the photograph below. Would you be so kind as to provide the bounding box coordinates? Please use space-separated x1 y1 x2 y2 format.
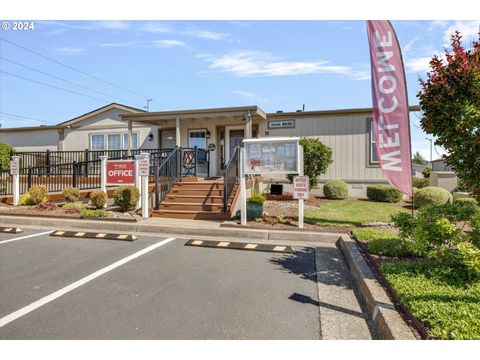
270 183 283 195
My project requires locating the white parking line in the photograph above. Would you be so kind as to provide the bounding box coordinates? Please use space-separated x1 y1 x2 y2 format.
0 237 176 328
0 231 53 245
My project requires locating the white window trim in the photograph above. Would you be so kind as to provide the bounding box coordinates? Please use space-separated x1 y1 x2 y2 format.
89 132 140 151
268 119 295 129
368 118 379 165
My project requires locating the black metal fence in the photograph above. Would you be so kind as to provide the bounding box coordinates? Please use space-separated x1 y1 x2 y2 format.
223 145 240 212
153 147 182 210
11 149 172 170
181 147 209 177
0 169 12 196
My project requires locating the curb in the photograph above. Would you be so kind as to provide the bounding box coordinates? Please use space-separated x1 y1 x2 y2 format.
185 239 294 253
0 215 340 242
336 235 416 340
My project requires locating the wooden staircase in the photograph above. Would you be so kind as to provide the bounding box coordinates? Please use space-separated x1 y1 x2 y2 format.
152 177 238 220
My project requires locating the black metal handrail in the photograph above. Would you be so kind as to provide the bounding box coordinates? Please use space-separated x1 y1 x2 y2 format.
223 145 240 212
181 147 209 177
153 147 182 210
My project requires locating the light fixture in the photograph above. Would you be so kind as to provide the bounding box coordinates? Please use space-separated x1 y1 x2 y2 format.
264 131 270 136
206 130 211 140
148 133 154 141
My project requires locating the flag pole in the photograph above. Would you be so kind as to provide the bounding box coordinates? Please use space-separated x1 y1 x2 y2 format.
389 20 415 216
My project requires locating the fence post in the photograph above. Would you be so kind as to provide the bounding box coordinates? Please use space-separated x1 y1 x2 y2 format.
46 150 51 176
84 149 89 175
72 161 77 188
27 166 32 190
100 156 107 202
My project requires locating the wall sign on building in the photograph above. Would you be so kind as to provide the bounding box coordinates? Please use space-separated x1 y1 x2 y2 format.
106 160 135 185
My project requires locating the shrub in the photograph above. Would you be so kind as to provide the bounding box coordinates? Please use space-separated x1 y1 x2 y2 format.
367 184 403 203
368 238 415 257
413 186 453 208
18 193 36 206
393 203 480 276
80 209 108 219
62 187 79 203
63 203 87 210
0 143 14 171
323 180 348 199
28 186 48 204
247 192 266 205
287 137 333 189
454 197 478 206
113 185 139 212
422 167 432 179
90 190 107 209
412 177 429 188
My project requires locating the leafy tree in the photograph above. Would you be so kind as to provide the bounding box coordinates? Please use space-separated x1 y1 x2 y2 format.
412 151 427 165
288 137 333 189
418 31 480 199
0 143 15 171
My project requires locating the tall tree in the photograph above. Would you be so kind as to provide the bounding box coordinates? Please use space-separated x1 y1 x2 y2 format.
412 151 427 165
418 31 480 198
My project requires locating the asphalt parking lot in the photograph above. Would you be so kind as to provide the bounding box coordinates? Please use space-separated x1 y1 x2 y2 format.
0 227 332 339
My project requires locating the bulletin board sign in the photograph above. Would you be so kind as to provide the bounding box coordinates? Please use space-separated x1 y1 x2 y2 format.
243 137 299 175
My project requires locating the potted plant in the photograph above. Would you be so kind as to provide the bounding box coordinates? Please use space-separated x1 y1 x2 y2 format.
247 192 266 219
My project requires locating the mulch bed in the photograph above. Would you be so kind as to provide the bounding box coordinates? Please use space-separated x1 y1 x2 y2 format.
224 220 352 233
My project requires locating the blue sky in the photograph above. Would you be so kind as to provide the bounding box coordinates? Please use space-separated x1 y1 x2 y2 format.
1 20 479 160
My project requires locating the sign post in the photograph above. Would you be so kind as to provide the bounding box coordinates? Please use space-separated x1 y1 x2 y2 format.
134 154 142 209
293 146 308 229
10 156 19 206
100 156 107 197
240 147 247 226
139 153 150 219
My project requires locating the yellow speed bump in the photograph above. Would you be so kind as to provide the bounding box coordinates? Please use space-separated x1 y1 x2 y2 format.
51 230 137 241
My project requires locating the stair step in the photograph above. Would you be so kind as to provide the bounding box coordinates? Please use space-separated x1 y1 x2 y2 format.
164 195 224 204
152 210 229 220
170 189 224 196
173 183 223 190
160 202 225 211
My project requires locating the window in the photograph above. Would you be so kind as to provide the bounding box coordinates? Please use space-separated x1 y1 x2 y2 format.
188 130 206 149
268 119 295 129
369 119 379 164
123 133 138 149
108 134 122 150
90 134 105 150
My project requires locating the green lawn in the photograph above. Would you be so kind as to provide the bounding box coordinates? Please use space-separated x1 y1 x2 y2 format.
305 199 408 227
380 261 480 340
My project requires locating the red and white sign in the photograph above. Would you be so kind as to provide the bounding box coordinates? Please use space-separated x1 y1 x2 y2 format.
137 156 150 177
106 160 135 185
367 20 413 197
293 176 309 200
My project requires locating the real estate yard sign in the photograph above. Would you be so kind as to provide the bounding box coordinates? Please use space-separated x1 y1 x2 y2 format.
106 160 135 185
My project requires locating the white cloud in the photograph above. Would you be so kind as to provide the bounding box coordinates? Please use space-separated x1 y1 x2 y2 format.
54 47 85 55
442 20 480 46
97 21 130 30
142 22 171 33
152 40 186 48
200 50 367 79
232 90 271 105
405 57 432 73
143 22 229 41
185 30 230 40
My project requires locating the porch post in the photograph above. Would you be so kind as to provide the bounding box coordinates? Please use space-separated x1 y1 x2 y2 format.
244 110 253 139
175 117 181 147
127 119 133 156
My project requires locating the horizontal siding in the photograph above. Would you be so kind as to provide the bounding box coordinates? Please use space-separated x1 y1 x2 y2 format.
0 129 59 152
265 114 385 181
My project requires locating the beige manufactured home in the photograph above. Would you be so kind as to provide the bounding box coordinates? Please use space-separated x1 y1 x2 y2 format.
0 102 420 197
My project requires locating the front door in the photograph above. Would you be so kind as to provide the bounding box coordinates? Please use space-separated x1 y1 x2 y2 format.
224 126 245 164
229 130 244 159
161 130 176 149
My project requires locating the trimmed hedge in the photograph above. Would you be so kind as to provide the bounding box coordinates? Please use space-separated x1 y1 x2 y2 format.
90 190 107 209
323 180 349 199
28 186 48 204
413 186 453 208
366 184 403 203
454 197 478 206
113 185 139 212
412 177 429 188
62 187 79 203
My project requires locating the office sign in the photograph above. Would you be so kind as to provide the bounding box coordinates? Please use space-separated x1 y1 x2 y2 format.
137 156 150 177
244 137 299 175
10 158 19 176
293 176 309 199
106 160 135 185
